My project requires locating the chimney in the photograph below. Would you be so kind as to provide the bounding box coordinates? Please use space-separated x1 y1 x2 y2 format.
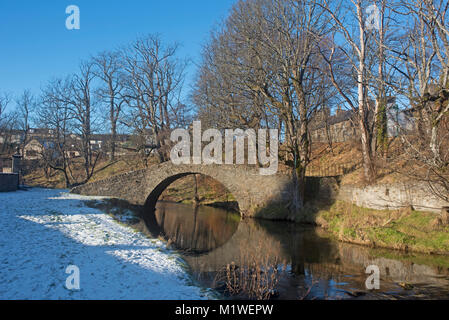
336 106 343 116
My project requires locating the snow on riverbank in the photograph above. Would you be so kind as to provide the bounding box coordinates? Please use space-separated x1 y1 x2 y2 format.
0 188 207 299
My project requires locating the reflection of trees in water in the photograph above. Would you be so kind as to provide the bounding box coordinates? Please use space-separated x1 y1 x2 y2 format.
93 198 449 298
141 201 449 298
182 216 449 297
154 202 240 253
184 220 294 273
332 243 449 286
254 220 338 274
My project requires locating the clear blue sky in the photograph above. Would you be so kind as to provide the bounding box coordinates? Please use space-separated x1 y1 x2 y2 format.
0 0 235 107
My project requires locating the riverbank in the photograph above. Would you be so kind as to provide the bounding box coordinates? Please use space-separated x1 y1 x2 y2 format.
302 200 449 256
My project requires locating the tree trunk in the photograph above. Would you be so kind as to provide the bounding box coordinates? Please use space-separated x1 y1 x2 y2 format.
110 120 117 162
193 174 200 204
357 2 376 183
109 89 117 162
285 107 304 213
359 113 376 183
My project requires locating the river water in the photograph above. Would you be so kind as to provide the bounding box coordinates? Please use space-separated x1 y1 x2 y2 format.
103 200 449 300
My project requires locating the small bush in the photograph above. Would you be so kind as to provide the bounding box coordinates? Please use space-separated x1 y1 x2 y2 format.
214 241 286 300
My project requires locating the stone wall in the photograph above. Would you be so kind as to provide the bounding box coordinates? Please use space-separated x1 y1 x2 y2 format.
336 182 449 213
0 173 18 192
306 177 449 213
305 176 341 202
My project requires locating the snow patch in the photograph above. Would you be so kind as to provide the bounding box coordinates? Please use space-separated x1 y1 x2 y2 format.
0 188 206 300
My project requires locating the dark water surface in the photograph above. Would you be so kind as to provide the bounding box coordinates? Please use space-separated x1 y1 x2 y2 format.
98 200 449 300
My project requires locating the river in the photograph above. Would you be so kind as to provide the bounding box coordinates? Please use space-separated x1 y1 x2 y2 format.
101 200 449 300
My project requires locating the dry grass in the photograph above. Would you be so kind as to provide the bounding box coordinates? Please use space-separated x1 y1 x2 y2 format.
307 140 419 186
214 241 286 300
23 155 147 189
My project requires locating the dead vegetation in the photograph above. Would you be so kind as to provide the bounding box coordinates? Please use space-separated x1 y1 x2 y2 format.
214 241 286 300
23 154 149 189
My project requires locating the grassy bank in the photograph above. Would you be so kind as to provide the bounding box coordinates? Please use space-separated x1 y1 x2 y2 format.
23 156 150 189
304 201 449 255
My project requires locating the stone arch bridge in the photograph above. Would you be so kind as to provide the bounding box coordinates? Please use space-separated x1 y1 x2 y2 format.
71 162 297 219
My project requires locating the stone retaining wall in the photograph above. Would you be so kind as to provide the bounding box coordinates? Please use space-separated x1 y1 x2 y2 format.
0 173 18 192
336 182 449 213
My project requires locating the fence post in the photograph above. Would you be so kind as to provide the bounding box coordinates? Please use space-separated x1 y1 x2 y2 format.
12 152 22 174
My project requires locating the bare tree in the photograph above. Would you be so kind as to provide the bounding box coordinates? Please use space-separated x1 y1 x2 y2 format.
121 34 187 162
320 0 382 183
92 51 127 162
370 0 392 159
0 92 11 125
72 62 100 183
388 0 449 201
0 92 17 154
194 0 332 210
39 79 76 187
193 34 268 131
52 62 100 184
15 89 36 156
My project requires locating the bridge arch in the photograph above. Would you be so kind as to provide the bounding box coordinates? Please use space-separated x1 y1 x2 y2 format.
142 164 252 214
143 172 240 213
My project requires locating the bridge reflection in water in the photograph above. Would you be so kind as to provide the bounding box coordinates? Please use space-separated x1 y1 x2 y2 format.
154 202 240 253
137 202 449 300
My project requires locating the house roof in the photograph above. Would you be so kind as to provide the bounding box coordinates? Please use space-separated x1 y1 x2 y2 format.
0 129 23 135
90 134 131 142
310 110 355 131
28 128 54 135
